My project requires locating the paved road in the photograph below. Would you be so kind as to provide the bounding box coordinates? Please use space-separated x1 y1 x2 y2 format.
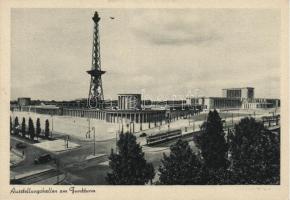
9 113 232 184
11 137 54 173
10 135 116 184
11 110 276 185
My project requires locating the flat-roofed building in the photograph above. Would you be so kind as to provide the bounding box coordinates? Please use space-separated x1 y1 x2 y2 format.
118 94 141 110
222 87 254 99
242 98 280 109
21 104 60 115
204 97 242 110
186 97 205 106
17 97 31 106
186 87 278 110
186 96 241 110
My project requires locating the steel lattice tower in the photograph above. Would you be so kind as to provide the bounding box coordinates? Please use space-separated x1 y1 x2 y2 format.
87 11 106 109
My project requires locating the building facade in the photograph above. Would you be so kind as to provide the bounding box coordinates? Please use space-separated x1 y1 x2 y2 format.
118 94 141 110
204 97 242 110
222 87 254 99
187 97 241 110
17 97 31 106
187 87 279 110
242 98 280 109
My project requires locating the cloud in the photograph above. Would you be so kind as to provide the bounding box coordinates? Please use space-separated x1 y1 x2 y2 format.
134 28 220 46
131 12 222 46
11 9 280 100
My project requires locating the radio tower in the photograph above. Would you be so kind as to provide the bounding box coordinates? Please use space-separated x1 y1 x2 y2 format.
87 11 106 109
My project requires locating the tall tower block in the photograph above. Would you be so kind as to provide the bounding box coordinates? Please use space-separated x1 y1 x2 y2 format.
87 11 106 109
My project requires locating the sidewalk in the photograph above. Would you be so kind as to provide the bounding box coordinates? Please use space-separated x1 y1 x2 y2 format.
10 148 25 167
33 139 81 153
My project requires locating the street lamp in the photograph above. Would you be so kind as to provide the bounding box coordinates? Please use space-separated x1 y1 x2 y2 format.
92 127 96 156
129 121 134 133
191 109 195 132
117 116 120 133
50 114 54 138
116 130 119 153
86 118 91 139
115 117 122 153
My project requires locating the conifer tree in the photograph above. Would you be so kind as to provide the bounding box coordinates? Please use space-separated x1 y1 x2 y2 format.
158 139 204 184
14 117 19 135
21 117 26 138
36 118 41 140
106 132 155 185
28 118 35 141
195 110 228 170
10 117 12 134
229 117 280 184
45 119 50 139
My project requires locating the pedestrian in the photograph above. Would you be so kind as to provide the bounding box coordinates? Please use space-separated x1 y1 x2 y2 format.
22 150 24 156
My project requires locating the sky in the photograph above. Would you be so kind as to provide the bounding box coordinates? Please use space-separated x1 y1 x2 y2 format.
11 8 281 101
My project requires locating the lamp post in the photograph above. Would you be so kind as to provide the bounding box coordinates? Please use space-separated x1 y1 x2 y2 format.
115 117 121 153
50 114 54 138
92 127 96 156
116 130 118 153
129 121 134 133
87 118 91 138
118 116 121 133
191 109 195 132
192 116 195 132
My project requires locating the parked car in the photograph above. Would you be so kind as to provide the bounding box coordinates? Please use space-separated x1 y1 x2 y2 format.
34 154 52 164
16 142 26 149
140 132 147 137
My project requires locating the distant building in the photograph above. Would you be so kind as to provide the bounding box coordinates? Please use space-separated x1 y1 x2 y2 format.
17 97 31 106
103 99 118 109
242 98 280 109
118 94 141 110
21 104 60 115
204 97 242 110
222 87 254 99
186 97 241 110
187 87 279 110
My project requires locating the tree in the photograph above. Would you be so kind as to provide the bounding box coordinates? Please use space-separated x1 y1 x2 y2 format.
10 117 12 134
201 167 233 185
106 132 155 185
158 139 204 184
21 117 26 138
36 118 41 140
195 110 228 170
229 117 280 184
14 117 19 135
28 118 35 141
45 119 50 139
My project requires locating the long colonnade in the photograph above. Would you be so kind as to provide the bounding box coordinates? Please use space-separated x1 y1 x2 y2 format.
15 106 200 131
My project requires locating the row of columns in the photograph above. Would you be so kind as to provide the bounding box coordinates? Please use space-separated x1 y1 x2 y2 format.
55 108 201 125
212 99 241 109
118 95 141 110
63 109 106 120
19 107 200 127
62 109 166 124
19 106 60 115
105 112 165 123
